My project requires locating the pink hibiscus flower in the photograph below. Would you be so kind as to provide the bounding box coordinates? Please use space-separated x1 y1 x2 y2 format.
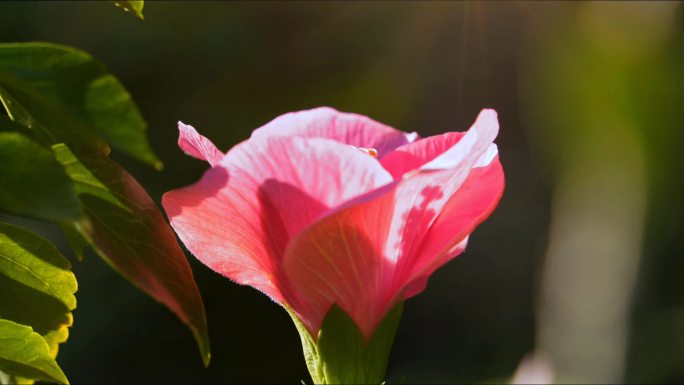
163 107 504 340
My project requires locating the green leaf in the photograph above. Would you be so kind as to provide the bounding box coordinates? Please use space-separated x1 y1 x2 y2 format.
0 222 77 384
59 223 89 262
113 1 145 20
0 222 77 353
0 117 81 222
0 319 68 385
53 144 211 366
52 144 126 211
0 86 55 146
0 42 160 168
291 303 403 384
0 222 77 311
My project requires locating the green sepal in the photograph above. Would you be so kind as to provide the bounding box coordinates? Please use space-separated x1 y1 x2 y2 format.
289 303 403 384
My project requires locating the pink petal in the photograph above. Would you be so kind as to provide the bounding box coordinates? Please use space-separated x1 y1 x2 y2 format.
418 109 499 170
177 121 224 167
402 236 469 298
380 109 499 178
282 184 399 339
377 109 503 296
250 107 418 158
380 132 465 179
283 109 501 339
384 109 499 288
163 165 284 302
403 157 505 299
163 134 392 307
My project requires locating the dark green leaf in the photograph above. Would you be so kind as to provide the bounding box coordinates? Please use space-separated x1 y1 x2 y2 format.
53 144 210 366
113 1 145 20
0 117 81 222
0 86 55 146
0 222 76 384
292 303 403 384
0 319 68 385
59 223 89 262
0 42 160 168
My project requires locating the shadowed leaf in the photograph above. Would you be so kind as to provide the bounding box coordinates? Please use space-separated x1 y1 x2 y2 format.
59 223 89 262
53 144 210 366
0 117 80 222
0 42 160 168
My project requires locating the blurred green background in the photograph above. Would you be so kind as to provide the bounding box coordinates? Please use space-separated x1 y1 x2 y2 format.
1 1 683 383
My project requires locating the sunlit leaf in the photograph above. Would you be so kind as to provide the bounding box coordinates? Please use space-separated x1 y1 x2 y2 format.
0 320 68 385
0 42 160 168
0 117 80 222
53 144 210 366
113 1 145 20
0 222 76 311
0 222 76 384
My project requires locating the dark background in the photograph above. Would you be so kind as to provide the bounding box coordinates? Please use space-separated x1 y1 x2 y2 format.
1 1 682 383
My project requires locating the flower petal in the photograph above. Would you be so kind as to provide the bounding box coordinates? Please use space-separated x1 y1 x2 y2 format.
380 132 466 179
178 121 224 167
419 109 499 171
163 134 392 306
250 107 418 158
379 109 499 178
403 157 505 299
163 165 284 301
402 236 469 298
282 183 399 339
378 109 503 296
383 109 499 282
283 109 501 339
